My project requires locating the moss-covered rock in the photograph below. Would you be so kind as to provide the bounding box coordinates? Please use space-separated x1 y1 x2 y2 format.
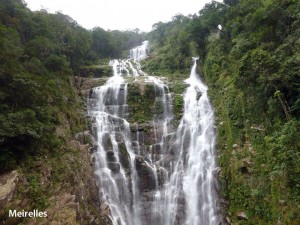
127 82 156 124
79 65 113 78
118 143 130 170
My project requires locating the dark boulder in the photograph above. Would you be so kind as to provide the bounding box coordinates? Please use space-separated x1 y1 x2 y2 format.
107 162 120 173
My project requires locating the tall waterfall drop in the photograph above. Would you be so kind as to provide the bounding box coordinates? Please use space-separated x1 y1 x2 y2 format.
88 42 222 225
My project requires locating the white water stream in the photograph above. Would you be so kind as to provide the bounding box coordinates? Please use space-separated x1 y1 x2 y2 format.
88 41 222 225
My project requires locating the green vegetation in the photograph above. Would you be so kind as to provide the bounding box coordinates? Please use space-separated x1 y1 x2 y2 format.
173 94 184 123
141 15 194 76
127 82 156 124
79 64 113 78
0 0 145 173
169 82 189 123
143 0 300 224
0 1 144 223
27 174 48 209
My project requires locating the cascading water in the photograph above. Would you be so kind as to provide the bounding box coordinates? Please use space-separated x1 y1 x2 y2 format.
88 41 222 225
181 58 220 225
130 41 149 61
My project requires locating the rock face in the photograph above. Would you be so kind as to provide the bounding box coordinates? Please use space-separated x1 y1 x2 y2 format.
73 76 110 100
87 58 223 225
0 139 109 225
0 170 18 209
88 77 187 225
236 211 248 220
79 65 113 78
0 75 113 225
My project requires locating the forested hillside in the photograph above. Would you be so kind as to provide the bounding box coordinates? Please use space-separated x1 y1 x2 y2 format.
0 0 145 172
143 0 300 224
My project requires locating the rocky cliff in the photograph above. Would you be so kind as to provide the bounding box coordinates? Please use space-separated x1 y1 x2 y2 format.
0 77 111 225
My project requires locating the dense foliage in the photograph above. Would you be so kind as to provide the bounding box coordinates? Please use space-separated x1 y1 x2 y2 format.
143 0 300 224
0 0 145 172
142 15 193 75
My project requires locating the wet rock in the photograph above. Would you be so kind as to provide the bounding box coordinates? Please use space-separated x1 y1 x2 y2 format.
152 144 162 155
106 89 124 105
91 155 96 166
196 91 202 100
158 154 174 169
137 131 145 144
106 151 117 162
114 132 123 143
90 145 98 153
182 130 191 150
135 156 144 170
135 157 156 191
89 89 94 98
164 133 176 147
91 124 98 136
169 144 179 155
143 131 155 145
138 122 152 132
130 122 139 132
102 132 113 150
131 141 140 153
88 99 98 109
108 162 120 173
109 116 125 131
117 90 126 105
156 166 167 187
106 150 115 157
212 167 222 177
118 143 130 169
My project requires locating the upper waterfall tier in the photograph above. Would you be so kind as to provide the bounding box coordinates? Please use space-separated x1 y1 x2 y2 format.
130 40 149 61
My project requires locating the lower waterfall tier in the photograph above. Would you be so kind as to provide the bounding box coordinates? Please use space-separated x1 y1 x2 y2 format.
87 59 223 225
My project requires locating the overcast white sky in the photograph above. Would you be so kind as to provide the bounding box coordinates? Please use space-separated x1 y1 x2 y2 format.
25 0 221 32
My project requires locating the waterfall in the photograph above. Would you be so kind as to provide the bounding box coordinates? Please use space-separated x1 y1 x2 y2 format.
88 42 222 225
181 58 220 225
130 41 149 60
